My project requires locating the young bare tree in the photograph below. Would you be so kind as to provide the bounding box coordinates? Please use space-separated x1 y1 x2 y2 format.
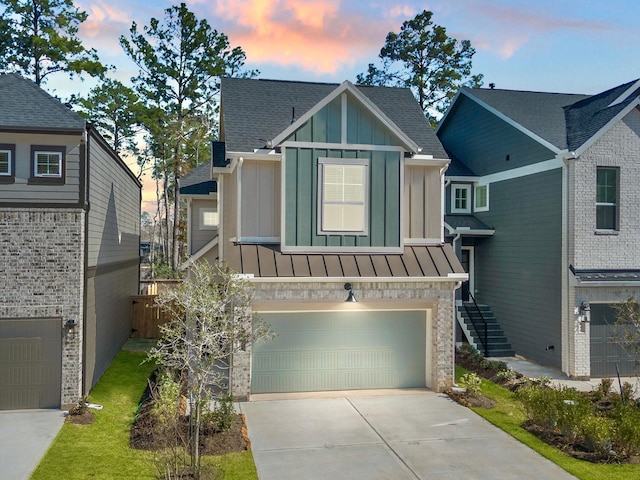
614 298 640 361
148 261 271 479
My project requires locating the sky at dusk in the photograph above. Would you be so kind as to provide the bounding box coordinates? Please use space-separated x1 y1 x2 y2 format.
44 0 640 212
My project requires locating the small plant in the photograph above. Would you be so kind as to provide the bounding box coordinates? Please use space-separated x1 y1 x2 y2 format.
597 378 613 398
208 392 236 432
461 372 482 396
68 395 89 416
495 368 517 382
581 414 615 455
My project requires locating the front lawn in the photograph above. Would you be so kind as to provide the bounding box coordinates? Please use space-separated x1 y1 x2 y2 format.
457 366 640 480
32 349 257 480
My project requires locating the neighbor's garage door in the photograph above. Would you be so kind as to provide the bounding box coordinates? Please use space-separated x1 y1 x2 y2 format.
0 319 62 410
590 304 637 377
252 310 426 393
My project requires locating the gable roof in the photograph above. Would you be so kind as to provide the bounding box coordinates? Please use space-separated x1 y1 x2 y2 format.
220 77 448 158
0 73 86 131
179 161 217 196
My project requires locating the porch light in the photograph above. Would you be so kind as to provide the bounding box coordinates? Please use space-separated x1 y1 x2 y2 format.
344 283 357 302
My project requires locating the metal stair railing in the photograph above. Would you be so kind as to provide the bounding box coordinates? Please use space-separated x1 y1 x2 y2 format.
462 293 489 357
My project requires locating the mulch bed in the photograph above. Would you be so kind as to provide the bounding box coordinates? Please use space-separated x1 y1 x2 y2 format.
66 410 95 425
445 388 496 409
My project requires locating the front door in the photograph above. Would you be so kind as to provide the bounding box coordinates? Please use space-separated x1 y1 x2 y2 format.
460 247 474 301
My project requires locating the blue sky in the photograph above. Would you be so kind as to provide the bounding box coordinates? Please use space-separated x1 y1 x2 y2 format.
44 0 640 210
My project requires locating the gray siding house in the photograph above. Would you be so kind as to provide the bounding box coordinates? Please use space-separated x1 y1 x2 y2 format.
437 79 640 378
0 73 141 409
181 78 466 399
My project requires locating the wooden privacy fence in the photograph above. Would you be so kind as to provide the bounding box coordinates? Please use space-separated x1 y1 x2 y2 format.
131 295 170 339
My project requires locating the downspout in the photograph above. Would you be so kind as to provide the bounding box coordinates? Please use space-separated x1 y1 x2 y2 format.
81 127 90 397
236 157 244 243
441 166 449 244
561 151 576 375
218 175 224 262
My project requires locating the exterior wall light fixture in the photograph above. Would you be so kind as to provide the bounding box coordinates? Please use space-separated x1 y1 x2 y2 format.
344 283 357 302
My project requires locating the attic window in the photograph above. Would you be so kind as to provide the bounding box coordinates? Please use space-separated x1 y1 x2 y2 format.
0 144 15 183
318 157 368 235
30 145 65 184
451 184 471 213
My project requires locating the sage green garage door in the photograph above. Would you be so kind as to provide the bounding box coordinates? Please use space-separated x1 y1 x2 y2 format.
252 311 426 393
0 318 62 410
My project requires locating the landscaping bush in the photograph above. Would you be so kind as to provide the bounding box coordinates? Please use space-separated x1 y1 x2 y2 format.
461 372 482 396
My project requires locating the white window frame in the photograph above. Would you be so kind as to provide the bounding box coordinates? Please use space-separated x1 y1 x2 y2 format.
0 149 11 176
34 150 63 178
199 207 219 230
317 157 369 235
596 167 618 231
451 184 472 214
474 184 489 212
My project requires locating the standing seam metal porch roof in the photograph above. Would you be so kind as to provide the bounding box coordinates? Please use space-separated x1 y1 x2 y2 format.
224 243 465 279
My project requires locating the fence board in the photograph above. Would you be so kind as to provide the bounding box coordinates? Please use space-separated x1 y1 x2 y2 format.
131 295 170 339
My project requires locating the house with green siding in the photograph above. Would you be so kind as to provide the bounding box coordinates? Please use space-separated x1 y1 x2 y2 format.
180 77 466 399
437 79 640 378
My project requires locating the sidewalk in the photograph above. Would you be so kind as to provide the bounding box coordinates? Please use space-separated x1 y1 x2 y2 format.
490 356 640 393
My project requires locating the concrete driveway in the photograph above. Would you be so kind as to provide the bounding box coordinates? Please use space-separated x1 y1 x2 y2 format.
0 409 65 480
240 392 576 480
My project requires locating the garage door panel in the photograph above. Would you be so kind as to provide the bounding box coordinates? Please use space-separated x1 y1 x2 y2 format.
252 311 426 393
0 319 62 410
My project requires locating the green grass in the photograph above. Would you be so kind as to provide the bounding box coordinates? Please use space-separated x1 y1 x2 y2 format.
456 366 640 480
31 350 257 480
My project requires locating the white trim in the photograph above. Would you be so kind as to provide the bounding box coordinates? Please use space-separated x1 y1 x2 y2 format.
248 273 468 283
270 80 419 153
446 175 478 182
281 140 406 152
34 150 63 177
280 245 404 254
404 238 444 245
450 184 471 213
608 79 640 107
199 206 219 230
180 236 219 270
574 97 640 156
236 157 244 239
237 237 280 244
341 92 348 142
186 197 192 255
0 149 11 176
477 157 563 184
180 193 218 200
218 175 224 261
227 151 281 162
474 184 489 212
404 157 449 167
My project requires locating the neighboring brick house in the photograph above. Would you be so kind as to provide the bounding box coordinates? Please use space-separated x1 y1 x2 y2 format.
0 73 141 409
180 78 466 399
437 78 640 378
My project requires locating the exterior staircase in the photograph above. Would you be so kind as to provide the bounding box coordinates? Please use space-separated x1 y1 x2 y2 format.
457 301 515 357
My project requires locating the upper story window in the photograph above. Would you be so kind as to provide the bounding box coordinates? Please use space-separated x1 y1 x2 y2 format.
596 167 618 230
318 157 368 235
199 207 218 230
0 144 15 183
451 184 471 213
474 184 489 212
30 145 65 184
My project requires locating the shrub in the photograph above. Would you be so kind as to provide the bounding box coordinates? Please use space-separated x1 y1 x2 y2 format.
495 368 517 382
612 403 640 456
580 414 615 455
208 392 236 432
461 372 482 396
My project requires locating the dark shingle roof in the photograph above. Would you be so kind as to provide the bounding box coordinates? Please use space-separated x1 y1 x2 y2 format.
465 87 588 149
564 79 640 152
179 162 217 195
445 215 493 232
0 73 86 131
220 77 448 158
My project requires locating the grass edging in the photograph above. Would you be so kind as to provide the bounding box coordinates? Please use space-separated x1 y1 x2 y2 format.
31 349 257 480
456 366 640 480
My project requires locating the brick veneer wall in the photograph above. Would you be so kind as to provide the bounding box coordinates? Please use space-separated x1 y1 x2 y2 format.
0 208 85 407
231 280 458 399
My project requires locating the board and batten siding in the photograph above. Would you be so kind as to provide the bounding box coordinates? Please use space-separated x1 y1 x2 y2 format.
284 147 400 249
438 95 557 176
240 159 280 239
404 165 442 241
474 168 563 368
0 132 82 204
86 133 140 268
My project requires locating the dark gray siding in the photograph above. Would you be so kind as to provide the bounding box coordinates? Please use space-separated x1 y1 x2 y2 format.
474 168 563 367
438 95 557 175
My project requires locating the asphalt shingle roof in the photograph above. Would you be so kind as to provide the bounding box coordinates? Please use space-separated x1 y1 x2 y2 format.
0 73 86 131
220 77 448 159
464 87 588 150
179 161 217 195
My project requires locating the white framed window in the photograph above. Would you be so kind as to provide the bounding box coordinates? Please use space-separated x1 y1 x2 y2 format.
474 184 489 212
0 149 11 176
34 151 62 177
318 157 368 235
596 167 618 230
451 184 471 213
199 207 218 230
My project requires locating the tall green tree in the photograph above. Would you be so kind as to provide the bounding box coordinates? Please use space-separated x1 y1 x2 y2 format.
357 10 482 126
120 2 257 271
74 79 144 157
0 0 107 85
